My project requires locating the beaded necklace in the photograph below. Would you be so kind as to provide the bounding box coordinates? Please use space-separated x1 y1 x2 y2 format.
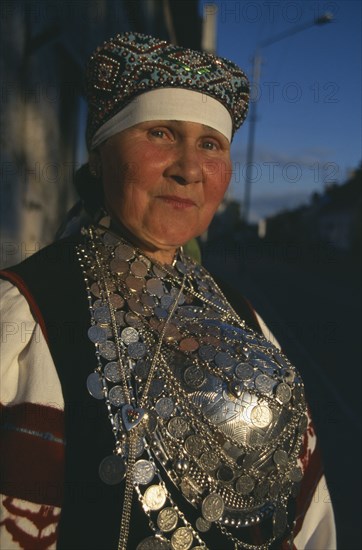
77 223 307 550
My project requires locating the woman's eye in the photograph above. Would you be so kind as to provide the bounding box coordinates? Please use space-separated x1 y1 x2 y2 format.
150 129 167 138
202 140 218 150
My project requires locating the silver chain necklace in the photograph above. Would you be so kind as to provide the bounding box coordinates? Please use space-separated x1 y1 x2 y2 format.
77 223 306 550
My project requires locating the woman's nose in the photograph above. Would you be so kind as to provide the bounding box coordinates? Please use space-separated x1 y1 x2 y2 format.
165 143 203 185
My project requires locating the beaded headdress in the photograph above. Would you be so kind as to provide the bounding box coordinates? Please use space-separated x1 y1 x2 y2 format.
85 31 249 149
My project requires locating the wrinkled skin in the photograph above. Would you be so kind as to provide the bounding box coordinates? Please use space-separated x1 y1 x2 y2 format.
92 120 232 264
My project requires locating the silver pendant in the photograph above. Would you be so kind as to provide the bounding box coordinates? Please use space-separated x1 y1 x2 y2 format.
170 526 193 550
133 459 156 485
201 492 224 522
87 325 107 344
157 506 179 532
121 404 147 431
86 372 104 399
98 454 126 485
143 484 167 511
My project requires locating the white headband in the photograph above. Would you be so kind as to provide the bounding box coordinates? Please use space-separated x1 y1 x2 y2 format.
90 88 232 150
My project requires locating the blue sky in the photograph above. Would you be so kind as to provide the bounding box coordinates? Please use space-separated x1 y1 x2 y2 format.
200 0 362 221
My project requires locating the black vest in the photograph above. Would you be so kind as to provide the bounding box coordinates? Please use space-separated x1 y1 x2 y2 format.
2 236 284 550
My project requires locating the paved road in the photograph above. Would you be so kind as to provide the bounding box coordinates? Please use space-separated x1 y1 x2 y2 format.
203 239 361 550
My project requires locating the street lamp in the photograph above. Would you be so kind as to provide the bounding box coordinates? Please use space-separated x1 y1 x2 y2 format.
242 13 333 224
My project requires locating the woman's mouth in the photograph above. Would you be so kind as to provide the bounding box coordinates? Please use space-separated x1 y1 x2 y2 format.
157 195 197 209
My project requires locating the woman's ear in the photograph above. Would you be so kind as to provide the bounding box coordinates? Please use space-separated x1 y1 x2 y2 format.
89 150 102 178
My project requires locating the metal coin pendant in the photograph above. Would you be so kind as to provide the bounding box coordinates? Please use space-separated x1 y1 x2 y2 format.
149 378 164 398
184 435 206 458
88 325 107 344
90 282 101 297
143 484 167 511
199 451 220 472
273 449 289 467
114 242 134 261
175 261 187 275
214 351 234 369
183 366 205 388
103 232 120 246
179 337 199 352
146 278 164 297
104 361 122 383
99 341 117 360
108 385 126 407
289 466 303 482
99 454 126 485
275 382 292 404
133 459 156 485
131 260 148 277
126 275 145 292
141 293 156 307
235 474 255 495
167 417 189 439
155 397 175 419
198 344 216 361
234 363 254 381
195 517 211 532
93 305 111 324
157 506 179 532
121 326 139 344
110 258 129 275
201 493 224 522
109 293 125 310
127 296 146 315
155 306 168 319
128 341 147 359
125 311 143 328
171 526 193 550
86 372 104 399
164 323 182 342
250 403 272 428
160 294 174 309
255 374 276 394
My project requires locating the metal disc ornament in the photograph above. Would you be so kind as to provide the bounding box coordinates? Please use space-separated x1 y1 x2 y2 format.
201 493 224 522
143 484 167 511
86 372 104 399
87 325 107 344
99 454 126 485
157 507 179 532
171 526 193 550
133 459 156 485
104 361 122 383
99 341 117 360
195 517 211 532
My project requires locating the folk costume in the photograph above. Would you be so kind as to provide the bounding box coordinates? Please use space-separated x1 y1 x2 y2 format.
0 33 336 550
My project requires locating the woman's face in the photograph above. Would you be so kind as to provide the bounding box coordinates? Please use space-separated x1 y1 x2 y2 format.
98 120 232 258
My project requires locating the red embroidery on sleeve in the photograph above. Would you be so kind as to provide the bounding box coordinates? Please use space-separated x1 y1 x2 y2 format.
0 496 59 550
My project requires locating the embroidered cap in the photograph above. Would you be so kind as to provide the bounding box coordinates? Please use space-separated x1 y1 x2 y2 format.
85 32 249 149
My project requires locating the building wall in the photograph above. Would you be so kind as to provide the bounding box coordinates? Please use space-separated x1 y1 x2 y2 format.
0 0 201 267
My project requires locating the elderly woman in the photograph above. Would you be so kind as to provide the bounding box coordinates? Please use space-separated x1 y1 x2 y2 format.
0 33 335 549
